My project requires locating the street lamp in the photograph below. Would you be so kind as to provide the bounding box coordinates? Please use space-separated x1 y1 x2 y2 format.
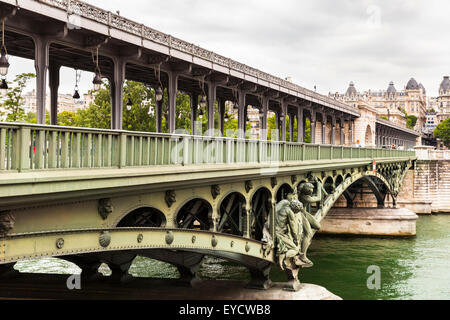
155 64 164 102
92 48 102 91
0 21 9 77
73 70 81 99
198 108 204 119
0 77 8 96
155 86 163 102
126 97 133 111
199 95 207 109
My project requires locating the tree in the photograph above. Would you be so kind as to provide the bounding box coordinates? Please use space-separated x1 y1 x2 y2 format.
74 84 111 129
406 115 418 130
1 73 36 122
58 111 77 127
434 118 450 148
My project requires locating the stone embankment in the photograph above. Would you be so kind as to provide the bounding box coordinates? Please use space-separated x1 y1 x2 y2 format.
398 147 450 214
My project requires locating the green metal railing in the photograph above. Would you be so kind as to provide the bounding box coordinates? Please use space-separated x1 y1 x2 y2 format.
0 123 416 172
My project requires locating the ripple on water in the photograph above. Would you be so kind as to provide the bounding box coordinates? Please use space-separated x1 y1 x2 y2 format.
9 215 450 300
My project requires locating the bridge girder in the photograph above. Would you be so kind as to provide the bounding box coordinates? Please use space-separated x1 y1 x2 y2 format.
0 161 412 274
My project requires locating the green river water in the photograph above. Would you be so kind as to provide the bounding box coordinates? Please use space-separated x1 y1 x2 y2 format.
14 215 450 300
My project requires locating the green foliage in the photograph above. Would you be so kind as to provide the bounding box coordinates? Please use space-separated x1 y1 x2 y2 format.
1 73 36 122
267 115 310 142
380 116 388 120
75 84 111 129
58 111 77 127
406 115 418 130
434 118 450 148
3 77 311 144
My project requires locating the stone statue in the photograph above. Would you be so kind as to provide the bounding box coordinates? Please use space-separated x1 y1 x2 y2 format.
275 199 304 269
261 221 274 258
296 177 326 265
298 176 328 216
0 211 15 237
273 177 327 291
98 198 114 220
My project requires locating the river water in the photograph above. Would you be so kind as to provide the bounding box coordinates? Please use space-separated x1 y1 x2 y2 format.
14 215 450 300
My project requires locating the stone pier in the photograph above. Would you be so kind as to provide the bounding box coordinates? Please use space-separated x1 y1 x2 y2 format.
397 147 450 214
319 208 418 236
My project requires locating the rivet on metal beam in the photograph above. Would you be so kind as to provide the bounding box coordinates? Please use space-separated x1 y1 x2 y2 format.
245 242 250 253
137 234 143 243
192 236 196 244
230 241 234 248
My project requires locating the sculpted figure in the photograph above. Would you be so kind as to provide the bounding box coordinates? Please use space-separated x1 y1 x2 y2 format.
0 211 15 236
296 177 327 266
98 198 114 220
261 221 274 257
275 199 303 270
298 177 328 215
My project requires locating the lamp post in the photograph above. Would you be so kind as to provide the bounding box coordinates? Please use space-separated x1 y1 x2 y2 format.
92 48 102 91
73 70 81 99
0 20 9 96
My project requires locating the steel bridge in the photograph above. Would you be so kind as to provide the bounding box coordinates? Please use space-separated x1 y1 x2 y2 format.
0 0 417 290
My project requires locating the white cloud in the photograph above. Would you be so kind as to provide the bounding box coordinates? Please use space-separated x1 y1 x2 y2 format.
9 0 450 97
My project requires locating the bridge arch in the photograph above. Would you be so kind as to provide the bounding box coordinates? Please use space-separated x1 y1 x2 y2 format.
276 183 294 202
116 206 167 228
217 192 247 237
335 175 344 188
324 176 335 195
175 198 213 231
320 170 399 219
249 187 272 241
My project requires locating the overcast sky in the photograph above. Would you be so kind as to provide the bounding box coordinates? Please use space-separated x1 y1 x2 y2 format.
9 0 449 97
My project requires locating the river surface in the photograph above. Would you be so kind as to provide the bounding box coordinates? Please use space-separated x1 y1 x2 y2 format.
15 215 450 300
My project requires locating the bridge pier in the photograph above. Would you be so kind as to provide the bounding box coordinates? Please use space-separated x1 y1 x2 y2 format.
139 250 204 286
319 208 418 236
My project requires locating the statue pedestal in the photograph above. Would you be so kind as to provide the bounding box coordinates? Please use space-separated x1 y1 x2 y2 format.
188 280 342 300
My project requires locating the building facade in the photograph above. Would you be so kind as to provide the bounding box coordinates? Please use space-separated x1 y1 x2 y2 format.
330 79 427 132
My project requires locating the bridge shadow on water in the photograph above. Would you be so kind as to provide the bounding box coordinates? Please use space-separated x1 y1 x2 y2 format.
12 215 450 300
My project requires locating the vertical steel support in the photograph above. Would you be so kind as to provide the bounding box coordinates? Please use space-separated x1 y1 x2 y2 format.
34 36 50 125
218 98 225 137
289 113 295 142
281 102 287 142
190 93 198 135
49 63 60 126
331 116 336 145
207 82 216 136
310 112 316 144
297 107 304 143
111 58 126 130
321 113 327 145
340 118 345 145
238 90 246 139
168 71 179 134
